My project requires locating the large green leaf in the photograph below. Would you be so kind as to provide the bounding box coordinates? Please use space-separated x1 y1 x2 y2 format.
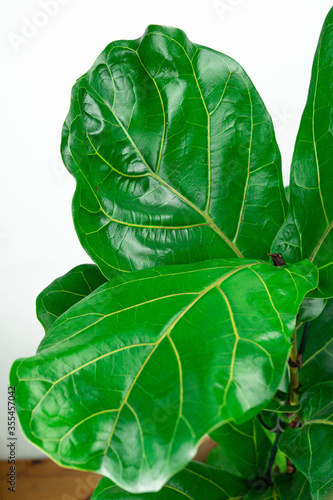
10 258 316 493
36 264 108 333
299 298 333 391
279 382 333 499
207 417 271 479
272 8 333 298
274 472 311 500
61 25 287 278
91 462 247 499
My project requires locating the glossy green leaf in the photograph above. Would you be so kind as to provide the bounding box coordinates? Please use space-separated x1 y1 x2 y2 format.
61 24 287 278
272 8 333 298
10 258 316 493
36 264 108 333
207 417 271 480
297 298 327 324
274 472 311 500
279 382 333 499
91 462 247 499
299 298 333 391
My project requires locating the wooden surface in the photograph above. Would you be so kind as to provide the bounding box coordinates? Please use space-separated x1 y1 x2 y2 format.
0 438 214 499
0 459 102 500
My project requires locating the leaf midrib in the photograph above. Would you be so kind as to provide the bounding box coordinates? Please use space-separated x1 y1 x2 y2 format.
83 38 244 258
99 262 256 469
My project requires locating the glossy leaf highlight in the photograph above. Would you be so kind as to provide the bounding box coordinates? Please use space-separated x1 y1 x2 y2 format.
91 462 247 499
297 298 327 324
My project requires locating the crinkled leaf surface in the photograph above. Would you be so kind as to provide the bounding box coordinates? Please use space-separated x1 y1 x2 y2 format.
299 299 333 391
11 258 316 493
279 382 333 499
91 462 247 499
62 24 287 278
207 417 271 480
272 8 333 298
36 264 108 333
274 472 311 500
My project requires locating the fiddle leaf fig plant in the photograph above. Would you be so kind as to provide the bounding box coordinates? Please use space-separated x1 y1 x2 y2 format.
10 7 333 500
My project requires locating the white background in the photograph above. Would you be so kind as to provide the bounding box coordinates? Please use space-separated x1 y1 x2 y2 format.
0 0 332 460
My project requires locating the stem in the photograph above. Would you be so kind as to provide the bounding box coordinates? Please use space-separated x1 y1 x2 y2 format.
289 329 299 405
264 418 284 484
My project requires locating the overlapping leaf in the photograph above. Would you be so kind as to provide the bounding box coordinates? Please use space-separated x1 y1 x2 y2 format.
272 8 333 298
274 472 311 500
11 258 316 492
299 298 333 390
91 462 247 499
279 382 333 499
207 417 271 480
262 398 300 416
61 25 287 277
36 264 108 332
245 475 311 500
297 298 327 324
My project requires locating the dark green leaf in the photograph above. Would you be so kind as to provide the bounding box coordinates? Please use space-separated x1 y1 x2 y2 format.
262 400 301 426
259 391 300 430
10 258 316 493
36 264 108 333
297 298 327 324
274 471 311 500
243 486 277 500
62 25 287 278
299 298 333 390
207 418 271 480
279 382 333 499
91 462 247 499
272 8 333 298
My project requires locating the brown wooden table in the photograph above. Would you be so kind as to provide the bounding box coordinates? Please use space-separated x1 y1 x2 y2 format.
0 459 102 500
